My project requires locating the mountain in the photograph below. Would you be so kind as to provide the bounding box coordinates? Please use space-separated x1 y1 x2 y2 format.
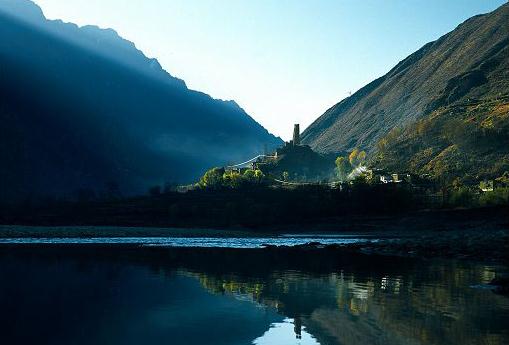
0 0 282 202
302 3 509 159
372 99 509 184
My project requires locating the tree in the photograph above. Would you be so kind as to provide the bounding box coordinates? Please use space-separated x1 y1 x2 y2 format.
243 169 256 180
335 156 352 181
254 169 265 183
349 149 359 165
451 177 463 190
223 170 243 189
357 151 367 166
199 167 225 189
348 148 367 167
255 169 264 177
448 186 475 207
243 169 265 184
351 174 368 186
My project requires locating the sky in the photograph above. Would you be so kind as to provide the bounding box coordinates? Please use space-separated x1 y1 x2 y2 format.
33 0 506 140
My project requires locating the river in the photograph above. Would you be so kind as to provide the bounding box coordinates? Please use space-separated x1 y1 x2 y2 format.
0 241 507 345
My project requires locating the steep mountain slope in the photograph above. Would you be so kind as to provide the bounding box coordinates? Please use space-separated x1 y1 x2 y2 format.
302 3 509 155
373 99 509 183
0 0 282 201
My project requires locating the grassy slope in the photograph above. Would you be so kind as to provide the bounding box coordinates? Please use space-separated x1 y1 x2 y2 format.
373 99 509 183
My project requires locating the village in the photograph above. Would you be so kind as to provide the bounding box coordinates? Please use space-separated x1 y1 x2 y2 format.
218 124 503 203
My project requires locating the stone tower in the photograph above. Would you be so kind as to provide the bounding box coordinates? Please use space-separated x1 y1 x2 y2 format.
293 124 300 146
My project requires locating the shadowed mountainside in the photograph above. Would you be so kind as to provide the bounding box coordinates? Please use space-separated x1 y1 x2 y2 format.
0 0 282 202
302 3 509 156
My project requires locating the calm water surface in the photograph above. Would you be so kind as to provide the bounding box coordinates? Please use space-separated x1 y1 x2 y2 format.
0 243 507 345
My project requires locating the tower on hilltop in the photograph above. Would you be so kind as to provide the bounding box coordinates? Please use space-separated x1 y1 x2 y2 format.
293 124 300 146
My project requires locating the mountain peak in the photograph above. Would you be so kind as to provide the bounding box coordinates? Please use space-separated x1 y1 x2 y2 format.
0 0 187 89
0 0 282 201
0 0 45 22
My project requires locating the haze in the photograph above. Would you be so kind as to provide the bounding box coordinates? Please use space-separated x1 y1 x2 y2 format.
33 0 505 139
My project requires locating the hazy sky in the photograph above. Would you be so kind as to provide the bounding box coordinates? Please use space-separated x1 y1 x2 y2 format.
33 0 505 139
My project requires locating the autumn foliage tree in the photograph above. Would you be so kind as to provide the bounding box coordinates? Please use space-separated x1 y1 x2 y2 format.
335 156 353 181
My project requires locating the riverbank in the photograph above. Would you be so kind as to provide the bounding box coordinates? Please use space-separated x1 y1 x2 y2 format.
342 228 508 264
0 225 258 239
2 205 507 234
1 206 507 262
0 224 507 265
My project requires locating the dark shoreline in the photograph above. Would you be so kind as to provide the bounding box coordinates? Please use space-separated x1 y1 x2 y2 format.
0 226 507 265
1 206 507 234
0 206 507 265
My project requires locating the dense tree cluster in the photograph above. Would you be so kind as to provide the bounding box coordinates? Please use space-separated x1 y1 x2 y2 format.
335 149 367 181
198 168 266 190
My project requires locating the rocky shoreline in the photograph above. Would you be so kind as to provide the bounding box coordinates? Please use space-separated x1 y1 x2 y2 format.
348 228 509 264
1 207 507 265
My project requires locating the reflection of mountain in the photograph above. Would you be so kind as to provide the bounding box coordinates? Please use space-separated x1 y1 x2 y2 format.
4 246 508 345
0 0 282 201
0 250 283 345
182 250 508 345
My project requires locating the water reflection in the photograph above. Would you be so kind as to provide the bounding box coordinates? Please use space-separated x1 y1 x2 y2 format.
193 264 509 345
254 319 319 345
0 246 507 345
